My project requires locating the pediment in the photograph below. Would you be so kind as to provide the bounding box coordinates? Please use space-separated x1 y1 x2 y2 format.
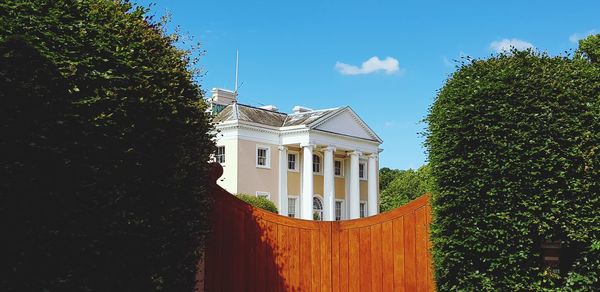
313 108 381 142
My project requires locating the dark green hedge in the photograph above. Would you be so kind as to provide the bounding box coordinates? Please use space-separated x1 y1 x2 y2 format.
236 194 279 213
1 1 214 291
426 44 600 290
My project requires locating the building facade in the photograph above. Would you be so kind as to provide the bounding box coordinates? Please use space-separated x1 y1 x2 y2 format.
210 88 382 221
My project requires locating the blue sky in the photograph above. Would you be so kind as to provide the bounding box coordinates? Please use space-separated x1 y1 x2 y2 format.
136 0 598 170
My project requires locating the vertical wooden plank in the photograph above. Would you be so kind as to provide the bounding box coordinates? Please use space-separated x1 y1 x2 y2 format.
331 223 341 292
203 200 219 291
381 220 394 290
218 201 227 291
311 228 322 292
220 205 232 292
339 229 349 292
393 217 405 291
223 202 235 291
300 228 312 291
255 219 267 292
415 207 429 292
320 222 332 292
359 227 372 292
265 221 277 291
232 208 245 291
348 228 360 291
277 224 289 292
244 212 257 292
202 201 212 291
404 212 417 291
371 224 383 292
289 227 300 291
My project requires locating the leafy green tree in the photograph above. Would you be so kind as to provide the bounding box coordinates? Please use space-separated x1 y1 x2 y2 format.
577 34 600 64
236 194 279 213
426 43 600 290
380 165 433 212
0 1 214 291
379 167 402 192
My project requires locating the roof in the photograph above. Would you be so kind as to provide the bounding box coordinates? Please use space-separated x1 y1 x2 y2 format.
283 108 341 127
212 103 382 143
213 103 340 127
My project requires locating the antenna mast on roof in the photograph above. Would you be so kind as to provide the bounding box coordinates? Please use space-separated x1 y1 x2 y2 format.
234 49 239 93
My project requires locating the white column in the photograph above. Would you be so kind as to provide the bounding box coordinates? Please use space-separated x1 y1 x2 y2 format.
367 154 378 216
300 143 315 220
348 151 361 219
278 146 288 216
323 146 336 221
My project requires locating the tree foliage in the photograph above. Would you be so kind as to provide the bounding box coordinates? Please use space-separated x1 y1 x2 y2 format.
0 1 214 291
426 37 600 290
577 34 600 64
236 194 279 213
380 165 433 212
379 167 402 191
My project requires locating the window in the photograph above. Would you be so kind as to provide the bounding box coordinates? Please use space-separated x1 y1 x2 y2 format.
360 202 367 218
313 197 323 221
215 146 225 164
257 148 267 166
256 191 270 200
288 153 297 171
256 146 270 168
359 163 366 179
334 160 343 176
335 200 344 221
313 155 321 173
288 198 297 218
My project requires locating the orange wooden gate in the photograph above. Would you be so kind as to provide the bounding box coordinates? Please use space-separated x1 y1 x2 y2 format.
201 166 434 291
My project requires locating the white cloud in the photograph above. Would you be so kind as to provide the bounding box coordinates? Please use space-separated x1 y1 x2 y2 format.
569 29 597 43
384 121 394 127
335 56 400 75
489 38 534 53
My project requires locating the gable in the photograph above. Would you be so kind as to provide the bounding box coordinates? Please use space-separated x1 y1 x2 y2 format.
313 109 379 142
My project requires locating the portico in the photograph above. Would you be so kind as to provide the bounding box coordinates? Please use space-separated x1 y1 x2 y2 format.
278 141 380 221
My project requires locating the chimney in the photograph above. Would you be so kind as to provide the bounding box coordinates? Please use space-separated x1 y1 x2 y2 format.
292 105 313 114
209 88 237 115
211 88 237 106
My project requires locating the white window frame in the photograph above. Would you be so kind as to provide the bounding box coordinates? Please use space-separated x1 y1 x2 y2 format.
334 159 344 177
287 151 299 172
256 191 271 200
335 199 345 221
359 162 367 180
312 153 323 175
215 146 225 164
287 195 299 218
359 201 367 218
256 145 271 169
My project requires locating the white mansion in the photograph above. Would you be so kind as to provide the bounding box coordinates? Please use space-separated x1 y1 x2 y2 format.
209 88 382 221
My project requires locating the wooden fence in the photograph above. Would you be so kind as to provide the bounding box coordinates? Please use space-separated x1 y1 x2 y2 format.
201 165 434 291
